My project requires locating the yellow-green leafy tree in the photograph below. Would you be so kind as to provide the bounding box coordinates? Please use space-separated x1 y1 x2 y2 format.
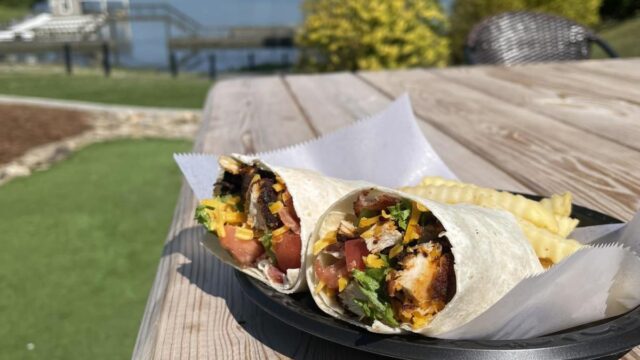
450 0 602 64
297 0 450 71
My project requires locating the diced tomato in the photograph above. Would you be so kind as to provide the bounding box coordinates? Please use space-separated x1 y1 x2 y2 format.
345 238 368 272
313 257 348 290
272 231 302 271
266 265 285 284
219 225 264 266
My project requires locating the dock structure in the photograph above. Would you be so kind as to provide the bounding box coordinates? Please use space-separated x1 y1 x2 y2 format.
111 3 295 75
0 1 297 77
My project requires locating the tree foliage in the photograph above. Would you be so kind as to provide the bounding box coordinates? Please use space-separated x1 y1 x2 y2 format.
600 0 640 21
296 0 450 71
449 0 603 64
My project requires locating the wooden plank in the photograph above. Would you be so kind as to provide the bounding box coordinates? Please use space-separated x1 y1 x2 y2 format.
285 72 531 192
573 59 640 82
433 64 640 152
484 62 640 105
197 76 317 154
359 68 640 220
134 76 381 359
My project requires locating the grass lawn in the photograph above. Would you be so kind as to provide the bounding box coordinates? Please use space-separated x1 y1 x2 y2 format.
593 16 640 59
0 67 211 109
0 5 28 24
0 139 191 359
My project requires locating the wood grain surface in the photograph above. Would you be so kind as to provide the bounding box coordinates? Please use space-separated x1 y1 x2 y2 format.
285 72 530 192
359 68 640 220
133 60 640 360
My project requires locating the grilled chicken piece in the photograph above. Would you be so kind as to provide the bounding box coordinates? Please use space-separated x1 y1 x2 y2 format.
361 221 402 253
257 178 282 230
353 191 399 217
391 242 455 309
247 177 283 231
336 220 357 242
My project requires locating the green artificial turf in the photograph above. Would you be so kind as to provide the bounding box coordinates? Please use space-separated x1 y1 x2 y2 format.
0 67 211 109
593 16 640 59
0 139 191 359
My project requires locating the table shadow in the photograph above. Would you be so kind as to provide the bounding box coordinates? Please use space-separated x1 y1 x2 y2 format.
162 226 393 360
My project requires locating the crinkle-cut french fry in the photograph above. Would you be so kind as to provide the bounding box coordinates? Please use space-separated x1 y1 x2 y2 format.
540 192 572 217
476 191 559 233
556 215 579 238
517 220 584 264
403 185 559 233
402 184 488 205
419 176 475 188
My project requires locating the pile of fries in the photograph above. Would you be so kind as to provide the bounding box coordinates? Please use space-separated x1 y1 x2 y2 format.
400 177 583 268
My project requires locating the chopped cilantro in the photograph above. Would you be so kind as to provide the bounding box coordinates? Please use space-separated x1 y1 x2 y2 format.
194 204 211 230
351 269 398 327
387 200 411 230
260 232 277 264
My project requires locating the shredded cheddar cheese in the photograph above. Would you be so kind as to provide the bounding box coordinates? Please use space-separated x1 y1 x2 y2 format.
416 202 429 212
411 313 430 329
358 216 379 228
224 212 245 224
315 280 326 294
338 277 348 292
235 227 254 240
272 225 290 237
364 254 385 269
215 207 226 238
380 209 391 219
201 198 223 209
269 201 284 214
272 183 284 192
313 231 337 255
403 203 422 244
389 244 404 259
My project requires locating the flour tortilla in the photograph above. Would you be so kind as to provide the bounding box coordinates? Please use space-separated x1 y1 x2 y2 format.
201 154 363 293
306 186 543 336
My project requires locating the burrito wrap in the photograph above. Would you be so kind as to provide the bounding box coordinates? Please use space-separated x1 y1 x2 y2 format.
201 154 363 293
306 187 543 335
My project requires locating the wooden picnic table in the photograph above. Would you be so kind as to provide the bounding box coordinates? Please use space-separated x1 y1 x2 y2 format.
133 58 640 359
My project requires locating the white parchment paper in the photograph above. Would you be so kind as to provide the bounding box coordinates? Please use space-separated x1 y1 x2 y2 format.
175 94 640 340
175 95 455 200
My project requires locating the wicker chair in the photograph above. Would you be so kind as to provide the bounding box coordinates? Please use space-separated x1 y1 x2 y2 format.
464 11 618 65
